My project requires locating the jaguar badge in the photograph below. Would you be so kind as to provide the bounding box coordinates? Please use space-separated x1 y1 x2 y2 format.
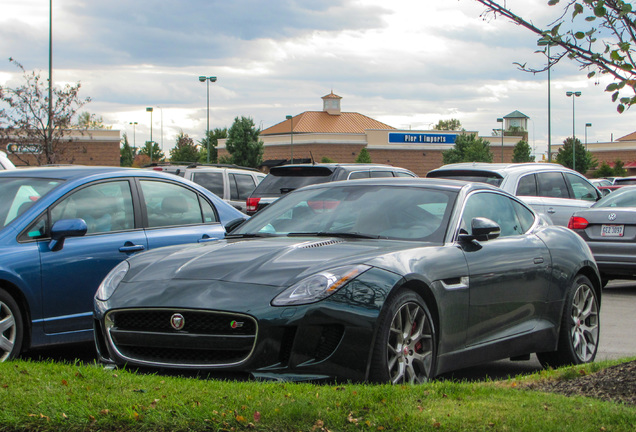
170 313 185 330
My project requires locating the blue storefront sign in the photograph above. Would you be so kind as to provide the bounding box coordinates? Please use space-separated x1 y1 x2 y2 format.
388 133 456 144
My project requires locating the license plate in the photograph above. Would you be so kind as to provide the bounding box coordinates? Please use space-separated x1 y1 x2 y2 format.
601 224 624 237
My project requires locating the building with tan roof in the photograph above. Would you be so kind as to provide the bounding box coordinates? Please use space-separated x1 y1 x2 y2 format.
218 92 523 176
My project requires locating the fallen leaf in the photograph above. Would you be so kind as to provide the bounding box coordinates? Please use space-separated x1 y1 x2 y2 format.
235 415 246 423
312 419 325 431
100 409 110 415
62 413 68 420
433 422 441 428
347 412 358 424
61 379 68 386
39 414 50 421
253 411 261 422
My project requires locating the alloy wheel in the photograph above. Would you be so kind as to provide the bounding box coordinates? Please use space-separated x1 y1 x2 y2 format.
0 300 17 361
570 283 599 363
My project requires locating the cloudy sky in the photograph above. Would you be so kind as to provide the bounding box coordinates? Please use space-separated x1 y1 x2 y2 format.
1 0 634 158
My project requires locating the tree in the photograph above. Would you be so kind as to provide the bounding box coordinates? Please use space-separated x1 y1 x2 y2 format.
225 116 264 168
198 127 227 163
120 133 134 167
75 111 109 129
433 119 463 131
475 0 636 112
613 159 627 176
0 58 91 165
355 147 372 163
512 140 535 162
555 137 597 173
442 133 494 164
138 141 164 164
170 131 199 163
593 161 615 177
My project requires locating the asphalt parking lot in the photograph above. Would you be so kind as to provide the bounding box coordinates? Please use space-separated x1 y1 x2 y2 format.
22 281 636 382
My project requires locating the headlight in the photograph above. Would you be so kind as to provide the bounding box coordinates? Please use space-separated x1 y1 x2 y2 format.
95 260 130 301
272 264 371 306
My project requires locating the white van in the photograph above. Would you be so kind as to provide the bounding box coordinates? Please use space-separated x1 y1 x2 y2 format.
183 165 265 213
0 151 16 170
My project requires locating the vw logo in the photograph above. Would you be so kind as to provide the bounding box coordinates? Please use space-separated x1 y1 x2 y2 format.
608 213 617 221
170 313 185 330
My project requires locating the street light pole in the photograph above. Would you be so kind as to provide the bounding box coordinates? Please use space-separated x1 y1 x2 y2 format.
146 107 154 162
199 76 217 163
538 38 557 161
286 115 294 163
129 121 138 155
497 118 504 162
585 123 592 151
566 91 582 171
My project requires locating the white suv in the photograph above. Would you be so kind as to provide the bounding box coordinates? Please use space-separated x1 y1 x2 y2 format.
183 165 265 213
427 163 602 226
0 151 16 170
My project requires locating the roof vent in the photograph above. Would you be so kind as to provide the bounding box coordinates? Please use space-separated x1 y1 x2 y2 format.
297 239 345 249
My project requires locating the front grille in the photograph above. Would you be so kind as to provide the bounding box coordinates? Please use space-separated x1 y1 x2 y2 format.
106 309 257 367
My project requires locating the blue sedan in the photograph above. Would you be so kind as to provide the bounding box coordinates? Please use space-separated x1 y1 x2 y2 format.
0 166 247 361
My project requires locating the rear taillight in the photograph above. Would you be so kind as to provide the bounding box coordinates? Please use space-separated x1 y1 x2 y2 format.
246 197 260 212
152 167 163 171
568 216 589 230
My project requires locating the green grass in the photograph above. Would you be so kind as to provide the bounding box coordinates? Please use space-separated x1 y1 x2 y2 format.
0 358 634 432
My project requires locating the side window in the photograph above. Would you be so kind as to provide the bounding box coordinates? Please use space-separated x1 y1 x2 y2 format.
200 197 219 223
369 171 394 178
230 173 257 200
565 173 599 201
348 171 369 180
461 192 527 238
191 172 224 198
50 181 134 235
394 171 415 177
516 174 537 196
140 180 204 228
510 199 536 233
537 172 569 199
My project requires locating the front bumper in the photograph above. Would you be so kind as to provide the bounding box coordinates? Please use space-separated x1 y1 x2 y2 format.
94 269 399 381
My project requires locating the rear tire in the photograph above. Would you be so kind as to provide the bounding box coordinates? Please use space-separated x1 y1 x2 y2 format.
537 275 599 368
369 290 436 383
0 289 24 362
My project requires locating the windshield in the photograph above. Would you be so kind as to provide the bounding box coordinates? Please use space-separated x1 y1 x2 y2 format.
427 170 503 187
0 177 63 229
593 186 636 208
233 184 457 242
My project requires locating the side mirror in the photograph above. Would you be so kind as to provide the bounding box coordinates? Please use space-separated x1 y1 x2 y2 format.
458 217 501 243
224 217 248 234
49 218 88 251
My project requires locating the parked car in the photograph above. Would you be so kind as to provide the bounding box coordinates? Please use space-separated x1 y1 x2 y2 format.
590 178 614 196
569 185 636 286
0 151 16 170
246 163 417 215
0 166 247 361
183 165 266 213
94 178 600 383
427 163 602 226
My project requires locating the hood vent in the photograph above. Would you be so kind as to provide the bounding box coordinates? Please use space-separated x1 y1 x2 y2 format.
297 239 345 249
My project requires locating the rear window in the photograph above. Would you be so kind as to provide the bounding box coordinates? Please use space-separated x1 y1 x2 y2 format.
427 170 503 187
613 178 636 186
251 166 335 197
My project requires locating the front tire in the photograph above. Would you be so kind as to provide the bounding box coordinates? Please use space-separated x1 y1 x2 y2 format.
369 290 436 383
0 289 24 362
537 275 599 368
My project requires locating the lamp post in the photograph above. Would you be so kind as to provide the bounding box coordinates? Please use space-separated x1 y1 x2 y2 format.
146 107 154 162
198 76 217 163
497 118 504 162
585 123 592 151
537 38 557 161
48 0 53 159
566 91 582 171
129 121 138 155
286 115 294 163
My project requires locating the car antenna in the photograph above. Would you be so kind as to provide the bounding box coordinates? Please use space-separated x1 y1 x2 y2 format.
310 151 315 165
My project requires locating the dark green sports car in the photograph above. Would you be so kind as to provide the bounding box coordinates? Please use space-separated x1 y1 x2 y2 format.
94 178 601 383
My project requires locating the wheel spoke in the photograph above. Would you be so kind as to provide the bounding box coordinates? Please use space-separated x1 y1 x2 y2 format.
0 315 15 334
0 335 13 353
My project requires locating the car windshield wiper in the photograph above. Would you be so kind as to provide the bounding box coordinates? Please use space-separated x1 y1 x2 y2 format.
287 232 384 239
225 233 279 239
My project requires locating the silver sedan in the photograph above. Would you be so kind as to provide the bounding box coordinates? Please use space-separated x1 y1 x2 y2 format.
569 186 636 286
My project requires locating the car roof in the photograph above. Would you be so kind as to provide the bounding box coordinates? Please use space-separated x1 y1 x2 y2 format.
428 162 575 176
0 165 176 181
292 176 501 194
274 163 404 169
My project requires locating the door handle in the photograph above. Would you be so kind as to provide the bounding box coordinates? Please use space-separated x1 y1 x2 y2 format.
534 257 544 264
547 207 556 214
119 243 145 253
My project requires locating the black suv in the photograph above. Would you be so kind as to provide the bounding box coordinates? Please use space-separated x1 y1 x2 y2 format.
246 163 416 215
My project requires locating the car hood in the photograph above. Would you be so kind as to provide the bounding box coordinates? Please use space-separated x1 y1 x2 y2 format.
125 236 418 287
